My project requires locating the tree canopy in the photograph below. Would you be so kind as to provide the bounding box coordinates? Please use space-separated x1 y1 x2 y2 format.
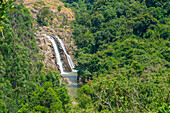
62 0 170 112
0 0 169 112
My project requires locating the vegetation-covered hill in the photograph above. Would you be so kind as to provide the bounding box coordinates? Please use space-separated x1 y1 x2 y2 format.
62 0 170 112
0 1 71 112
0 0 169 112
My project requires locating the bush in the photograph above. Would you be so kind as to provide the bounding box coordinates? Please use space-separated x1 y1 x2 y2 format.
58 5 62 12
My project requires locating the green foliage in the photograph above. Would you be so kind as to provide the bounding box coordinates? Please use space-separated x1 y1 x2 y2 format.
77 74 169 112
37 1 45 5
59 24 64 28
0 3 72 112
19 82 64 112
1 0 169 112
58 5 62 12
0 0 15 30
62 0 170 112
37 7 51 26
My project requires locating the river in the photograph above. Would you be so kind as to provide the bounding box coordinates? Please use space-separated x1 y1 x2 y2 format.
61 72 80 97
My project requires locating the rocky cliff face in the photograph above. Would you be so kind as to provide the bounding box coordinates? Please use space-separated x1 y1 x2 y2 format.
34 32 57 70
22 0 77 71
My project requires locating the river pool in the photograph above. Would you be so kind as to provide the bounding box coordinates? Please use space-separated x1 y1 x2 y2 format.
61 72 80 97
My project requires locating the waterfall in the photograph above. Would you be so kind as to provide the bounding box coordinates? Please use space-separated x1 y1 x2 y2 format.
55 36 77 72
43 34 77 74
43 34 79 97
43 34 66 74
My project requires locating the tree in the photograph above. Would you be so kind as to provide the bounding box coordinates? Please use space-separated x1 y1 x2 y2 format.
19 82 64 112
58 5 62 12
0 0 14 30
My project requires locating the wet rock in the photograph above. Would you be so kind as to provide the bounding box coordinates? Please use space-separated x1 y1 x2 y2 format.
63 53 72 72
64 78 72 84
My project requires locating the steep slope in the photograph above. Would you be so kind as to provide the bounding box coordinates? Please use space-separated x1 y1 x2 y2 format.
0 3 71 112
22 0 77 71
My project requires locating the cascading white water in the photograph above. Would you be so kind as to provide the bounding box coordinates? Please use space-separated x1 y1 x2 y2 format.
44 34 79 97
55 36 77 72
43 34 77 74
43 34 67 74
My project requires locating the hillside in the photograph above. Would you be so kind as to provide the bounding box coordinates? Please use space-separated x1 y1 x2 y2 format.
0 0 169 112
62 0 170 112
23 0 77 70
0 0 74 112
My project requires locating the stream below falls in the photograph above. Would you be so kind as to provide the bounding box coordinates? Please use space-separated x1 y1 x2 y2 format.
43 34 79 97
61 72 80 97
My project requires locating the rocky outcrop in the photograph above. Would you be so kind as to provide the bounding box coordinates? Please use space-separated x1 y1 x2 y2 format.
60 77 72 84
22 0 77 72
34 32 58 70
23 0 74 21
38 27 75 72
64 78 72 84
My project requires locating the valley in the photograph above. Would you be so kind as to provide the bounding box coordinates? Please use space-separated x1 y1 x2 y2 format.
0 0 169 112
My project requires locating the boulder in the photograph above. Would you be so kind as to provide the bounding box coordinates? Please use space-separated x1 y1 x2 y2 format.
64 78 72 84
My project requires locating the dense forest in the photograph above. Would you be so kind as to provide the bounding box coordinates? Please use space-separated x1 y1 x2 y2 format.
62 0 170 112
0 0 170 112
0 1 71 112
